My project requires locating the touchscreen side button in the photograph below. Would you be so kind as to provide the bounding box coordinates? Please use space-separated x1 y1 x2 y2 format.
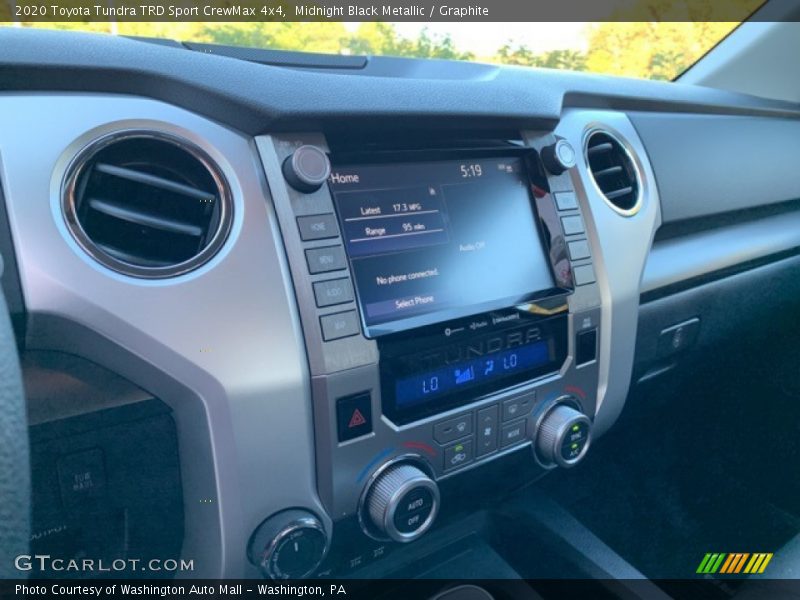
554 191 578 211
313 278 354 308
298 214 339 241
306 245 347 274
561 215 585 236
567 240 591 261
320 311 360 341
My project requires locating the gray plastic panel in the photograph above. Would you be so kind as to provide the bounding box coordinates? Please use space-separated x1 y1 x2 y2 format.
0 95 328 577
629 112 800 223
642 210 800 293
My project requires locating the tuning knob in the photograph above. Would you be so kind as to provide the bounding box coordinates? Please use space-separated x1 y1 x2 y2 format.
248 509 328 579
541 138 577 175
534 402 591 468
282 145 331 193
363 462 439 543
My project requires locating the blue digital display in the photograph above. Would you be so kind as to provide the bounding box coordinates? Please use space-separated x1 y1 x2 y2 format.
394 340 551 409
328 157 554 337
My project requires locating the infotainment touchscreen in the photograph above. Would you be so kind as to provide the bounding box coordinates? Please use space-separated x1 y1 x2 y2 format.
328 155 555 337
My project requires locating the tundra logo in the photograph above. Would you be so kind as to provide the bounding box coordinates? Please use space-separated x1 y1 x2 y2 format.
411 327 543 370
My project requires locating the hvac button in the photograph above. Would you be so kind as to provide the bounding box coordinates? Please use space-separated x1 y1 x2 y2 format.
476 405 498 457
433 413 473 445
444 439 474 471
336 392 372 442
502 393 534 422
500 419 527 448
560 420 590 462
393 487 435 534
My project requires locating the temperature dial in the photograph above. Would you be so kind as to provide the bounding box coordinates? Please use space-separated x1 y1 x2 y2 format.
248 509 328 579
363 462 439 543
534 402 591 468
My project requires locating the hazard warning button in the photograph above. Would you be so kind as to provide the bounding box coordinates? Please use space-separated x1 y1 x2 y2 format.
337 392 372 442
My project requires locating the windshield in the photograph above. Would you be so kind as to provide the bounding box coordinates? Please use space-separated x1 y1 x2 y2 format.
17 20 758 80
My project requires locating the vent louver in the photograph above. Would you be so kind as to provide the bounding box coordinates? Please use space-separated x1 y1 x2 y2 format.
63 132 231 278
585 130 641 215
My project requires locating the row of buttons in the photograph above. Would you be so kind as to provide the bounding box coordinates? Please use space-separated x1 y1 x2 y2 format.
434 393 534 472
553 191 596 287
296 214 361 342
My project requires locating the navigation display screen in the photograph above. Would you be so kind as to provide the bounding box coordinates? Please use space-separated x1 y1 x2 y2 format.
328 155 554 337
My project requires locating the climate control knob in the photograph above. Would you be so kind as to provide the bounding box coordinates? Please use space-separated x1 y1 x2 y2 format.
534 403 592 468
364 463 439 543
248 509 328 579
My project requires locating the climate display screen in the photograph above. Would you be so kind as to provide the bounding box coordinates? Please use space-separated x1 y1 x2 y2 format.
328 155 554 337
379 312 568 424
394 339 551 409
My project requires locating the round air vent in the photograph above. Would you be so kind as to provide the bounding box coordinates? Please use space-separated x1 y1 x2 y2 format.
63 131 232 278
585 130 641 216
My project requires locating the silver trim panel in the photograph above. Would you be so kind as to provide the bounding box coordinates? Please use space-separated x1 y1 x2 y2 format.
530 111 662 436
0 94 327 577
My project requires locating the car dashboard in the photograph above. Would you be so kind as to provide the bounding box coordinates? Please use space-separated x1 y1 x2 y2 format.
2 27 800 584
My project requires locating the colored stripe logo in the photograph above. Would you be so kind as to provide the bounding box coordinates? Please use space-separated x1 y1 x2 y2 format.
697 553 773 574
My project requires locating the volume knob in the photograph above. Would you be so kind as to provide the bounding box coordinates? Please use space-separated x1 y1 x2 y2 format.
541 138 577 175
282 145 331 193
535 403 591 468
364 463 439 543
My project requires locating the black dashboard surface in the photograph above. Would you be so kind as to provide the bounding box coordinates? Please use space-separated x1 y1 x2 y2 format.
3 27 800 135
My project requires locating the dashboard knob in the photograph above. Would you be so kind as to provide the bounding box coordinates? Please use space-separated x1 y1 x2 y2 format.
248 509 328 579
364 463 439 543
534 403 591 468
282 145 331 193
541 138 577 175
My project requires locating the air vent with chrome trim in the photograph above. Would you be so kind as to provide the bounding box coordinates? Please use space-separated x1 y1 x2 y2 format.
585 130 641 216
63 131 232 278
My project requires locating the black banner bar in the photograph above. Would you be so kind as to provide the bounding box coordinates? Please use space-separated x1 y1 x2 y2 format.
3 579 800 599
0 0 789 23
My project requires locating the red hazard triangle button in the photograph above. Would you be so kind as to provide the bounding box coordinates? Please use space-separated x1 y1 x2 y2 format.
337 393 372 442
348 409 367 428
